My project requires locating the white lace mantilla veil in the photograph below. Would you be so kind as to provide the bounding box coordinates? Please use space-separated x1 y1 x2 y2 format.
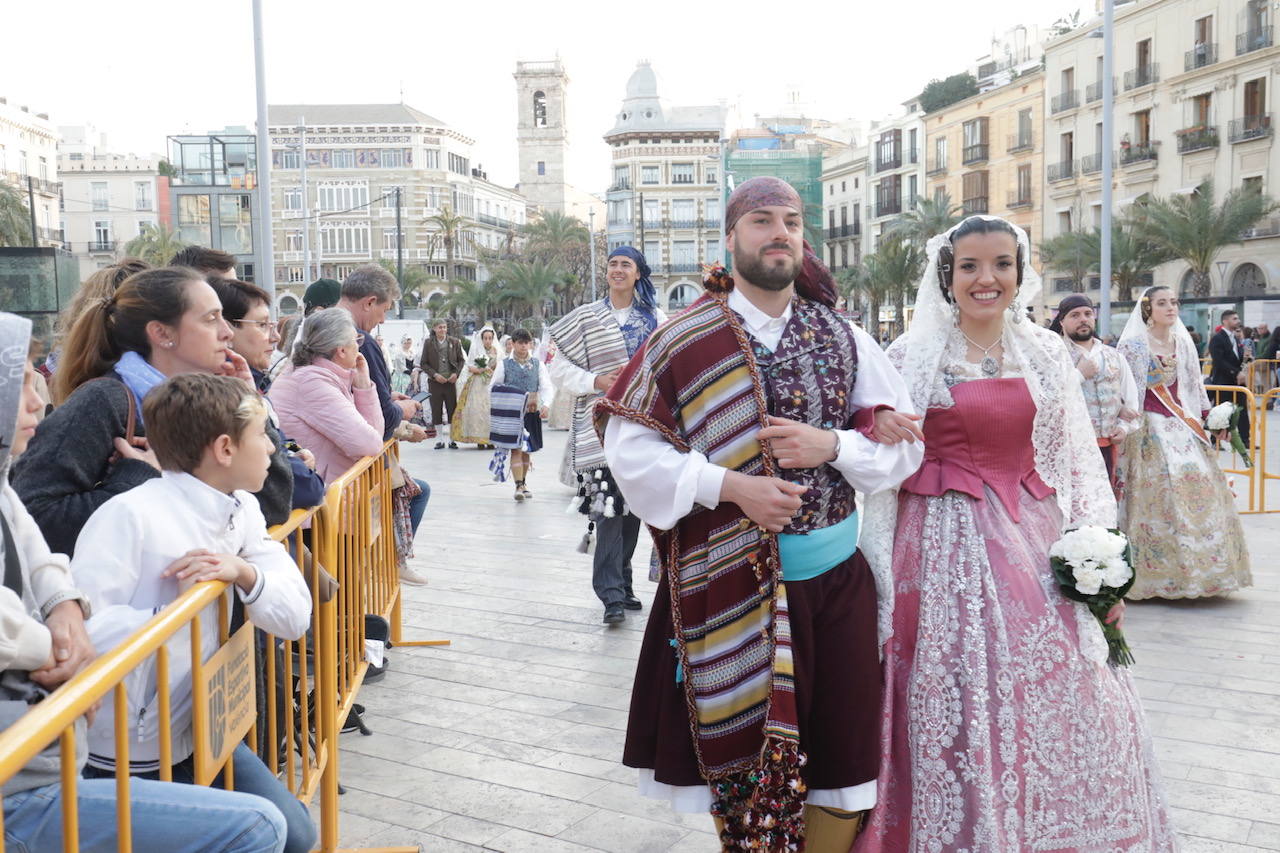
1116 287 1210 424
859 215 1117 656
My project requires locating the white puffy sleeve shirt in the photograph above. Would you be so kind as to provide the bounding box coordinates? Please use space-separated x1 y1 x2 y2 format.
603 290 923 531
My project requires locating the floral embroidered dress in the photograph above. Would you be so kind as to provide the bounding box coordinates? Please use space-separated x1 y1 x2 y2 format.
856 331 1178 853
1115 346 1252 599
451 343 497 445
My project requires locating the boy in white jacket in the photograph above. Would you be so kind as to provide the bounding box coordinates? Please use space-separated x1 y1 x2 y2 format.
0 315 290 853
73 373 316 853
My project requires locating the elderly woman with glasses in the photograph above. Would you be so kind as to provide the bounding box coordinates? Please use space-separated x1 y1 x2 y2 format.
268 307 384 482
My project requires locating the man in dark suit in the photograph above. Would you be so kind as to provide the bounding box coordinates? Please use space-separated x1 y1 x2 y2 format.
420 320 466 449
1208 308 1251 448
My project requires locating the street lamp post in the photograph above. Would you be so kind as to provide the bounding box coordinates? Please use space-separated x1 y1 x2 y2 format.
588 208 597 301
1099 0 1115 338
251 0 275 298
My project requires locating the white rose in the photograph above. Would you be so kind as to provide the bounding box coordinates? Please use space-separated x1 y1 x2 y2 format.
1103 557 1132 588
1073 567 1104 596
1206 402 1234 431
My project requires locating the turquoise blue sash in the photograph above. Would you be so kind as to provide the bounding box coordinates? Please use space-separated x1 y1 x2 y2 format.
777 512 859 582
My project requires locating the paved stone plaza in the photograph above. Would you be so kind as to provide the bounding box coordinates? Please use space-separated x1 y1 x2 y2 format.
327 429 1280 852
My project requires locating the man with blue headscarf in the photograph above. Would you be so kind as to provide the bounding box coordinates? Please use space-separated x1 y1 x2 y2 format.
550 246 667 625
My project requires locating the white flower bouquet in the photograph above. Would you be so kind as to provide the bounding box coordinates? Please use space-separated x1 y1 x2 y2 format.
1048 526 1135 666
1206 401 1251 467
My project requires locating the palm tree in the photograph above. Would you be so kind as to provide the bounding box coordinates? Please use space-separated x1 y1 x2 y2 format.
440 278 495 322
875 233 925 338
1129 180 1276 297
838 265 888 338
1080 220 1176 302
376 259 431 309
424 205 471 283
525 210 588 261
0 183 32 248
489 259 562 326
888 192 964 249
1039 229 1093 293
124 223 187 266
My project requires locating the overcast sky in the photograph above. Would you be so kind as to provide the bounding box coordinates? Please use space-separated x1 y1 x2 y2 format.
9 0 1083 192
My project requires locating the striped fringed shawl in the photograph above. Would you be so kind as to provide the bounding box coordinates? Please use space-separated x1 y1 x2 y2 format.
596 294 807 850
488 385 529 450
548 300 631 474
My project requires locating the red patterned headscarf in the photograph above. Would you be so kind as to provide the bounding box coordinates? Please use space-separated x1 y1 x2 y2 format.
714 176 837 308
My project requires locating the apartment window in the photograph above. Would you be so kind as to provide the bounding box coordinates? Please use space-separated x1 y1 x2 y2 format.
537 161 546 176
1062 66 1075 92
607 198 631 225
1244 78 1267 118
136 219 155 236
907 174 918 209
642 198 660 226
840 205 848 227
284 230 303 251
177 194 212 245
840 242 849 268
288 266 305 283
381 185 406 207
91 182 108 211
642 240 661 265
1135 110 1152 146
93 221 110 246
671 199 695 225
219 194 253 255
962 171 989 214
1191 92 1213 127
18 150 27 177
382 229 403 250
706 165 717 184
279 148 300 169
1016 164 1032 202
829 208 837 230
318 182 369 212
673 240 696 267
134 180 153 211
381 149 407 169
331 149 356 169
934 185 947 205
38 157 48 181
908 128 918 163
1060 131 1075 162
672 163 694 184
1058 210 1073 233
1193 15 1213 47
1017 108 1033 145
447 152 469 175
283 187 302 210
320 221 370 255
641 165 660 184
1244 176 1263 194
962 118 989 162
933 136 948 170
706 238 721 260
705 198 721 225
841 180 846 193
422 149 440 169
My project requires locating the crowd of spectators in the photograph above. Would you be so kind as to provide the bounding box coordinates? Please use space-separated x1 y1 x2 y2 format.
0 250 436 850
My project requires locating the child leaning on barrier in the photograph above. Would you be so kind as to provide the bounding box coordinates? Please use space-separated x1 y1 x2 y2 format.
0 315 291 853
71 373 317 853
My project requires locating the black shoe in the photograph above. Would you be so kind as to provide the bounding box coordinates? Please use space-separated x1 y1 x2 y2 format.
622 593 643 611
602 603 625 624
448 441 458 449
434 440 445 449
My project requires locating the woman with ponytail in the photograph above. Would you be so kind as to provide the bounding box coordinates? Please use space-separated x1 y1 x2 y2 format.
13 266 249 555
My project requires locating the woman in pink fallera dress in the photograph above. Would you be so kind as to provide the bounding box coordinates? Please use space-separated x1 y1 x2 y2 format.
855 216 1178 851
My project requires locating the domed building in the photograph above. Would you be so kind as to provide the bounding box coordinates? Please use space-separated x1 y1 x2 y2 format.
603 62 727 314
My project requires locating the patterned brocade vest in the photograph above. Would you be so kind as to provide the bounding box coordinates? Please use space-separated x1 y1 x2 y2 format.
747 298 860 533
502 357 540 394
1074 344 1126 439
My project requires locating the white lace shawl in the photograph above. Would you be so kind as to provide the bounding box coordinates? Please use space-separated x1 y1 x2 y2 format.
860 216 1117 653
1115 292 1210 424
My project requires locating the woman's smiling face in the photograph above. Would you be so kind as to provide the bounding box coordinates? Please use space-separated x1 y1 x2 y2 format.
950 230 1019 322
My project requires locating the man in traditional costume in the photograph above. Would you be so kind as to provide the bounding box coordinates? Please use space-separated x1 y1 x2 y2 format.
1050 294 1140 485
421 319 466 448
596 177 924 851
549 247 666 625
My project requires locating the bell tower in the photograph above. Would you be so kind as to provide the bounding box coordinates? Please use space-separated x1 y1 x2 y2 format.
514 59 570 213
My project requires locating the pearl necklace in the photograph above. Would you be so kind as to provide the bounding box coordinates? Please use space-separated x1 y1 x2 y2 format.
961 330 1003 377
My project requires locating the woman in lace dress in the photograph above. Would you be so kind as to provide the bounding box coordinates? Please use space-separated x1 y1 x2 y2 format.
1116 286 1251 599
856 216 1178 852
451 326 498 447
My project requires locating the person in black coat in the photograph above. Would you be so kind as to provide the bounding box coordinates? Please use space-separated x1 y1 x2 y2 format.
1208 308 1251 448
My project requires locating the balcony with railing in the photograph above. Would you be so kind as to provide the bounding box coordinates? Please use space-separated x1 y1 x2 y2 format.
1007 132 1034 153
1082 153 1103 174
962 144 990 165
1047 160 1077 182
1051 90 1080 114
1124 63 1159 90
826 223 860 239
667 219 699 229
875 197 901 218
476 213 516 229
1244 215 1280 239
1007 190 1033 209
962 197 989 215
1085 78 1116 103
1230 114 1273 143
1237 26 1273 55
608 180 632 192
702 218 721 229
1119 143 1158 165
671 174 695 185
36 226 64 244
926 158 947 176
1176 125 1220 153
88 240 116 253
1185 43 1219 70
658 263 702 274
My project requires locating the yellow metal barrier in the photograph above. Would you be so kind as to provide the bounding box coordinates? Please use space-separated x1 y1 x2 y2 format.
0 440 443 852
1206 384 1260 512
1247 358 1280 396
1251 387 1280 513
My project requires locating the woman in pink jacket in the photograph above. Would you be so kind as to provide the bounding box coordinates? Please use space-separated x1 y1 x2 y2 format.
268 308 384 482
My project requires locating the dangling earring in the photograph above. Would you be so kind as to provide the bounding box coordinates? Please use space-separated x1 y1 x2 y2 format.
950 300 960 324
1008 297 1024 324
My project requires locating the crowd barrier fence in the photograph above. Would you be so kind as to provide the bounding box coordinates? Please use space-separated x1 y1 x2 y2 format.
0 440 439 852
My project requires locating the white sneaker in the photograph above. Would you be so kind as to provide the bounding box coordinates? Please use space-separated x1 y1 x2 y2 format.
399 565 429 586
